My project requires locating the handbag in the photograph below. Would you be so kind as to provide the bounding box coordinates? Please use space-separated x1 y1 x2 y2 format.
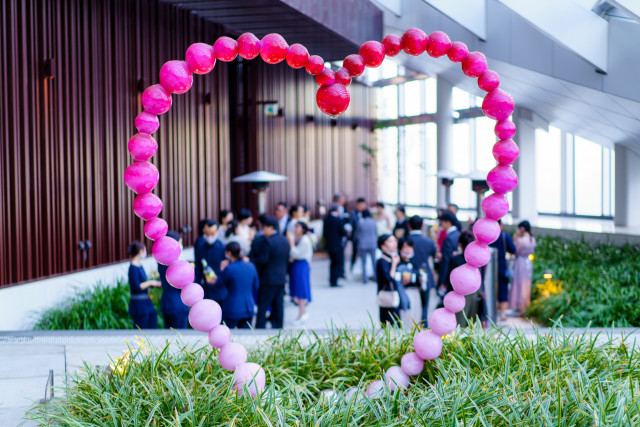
377 256 400 308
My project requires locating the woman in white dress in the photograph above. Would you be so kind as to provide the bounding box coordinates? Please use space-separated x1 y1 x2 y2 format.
373 201 392 236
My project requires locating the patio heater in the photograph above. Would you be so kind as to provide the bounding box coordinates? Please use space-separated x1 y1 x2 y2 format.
463 170 490 219
435 169 460 206
232 171 288 214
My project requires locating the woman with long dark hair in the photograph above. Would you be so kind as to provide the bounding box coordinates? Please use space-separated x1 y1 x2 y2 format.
127 241 161 329
509 220 537 316
376 234 401 325
288 221 314 323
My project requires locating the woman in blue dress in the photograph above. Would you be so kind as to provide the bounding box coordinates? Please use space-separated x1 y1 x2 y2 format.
127 241 161 329
288 221 313 323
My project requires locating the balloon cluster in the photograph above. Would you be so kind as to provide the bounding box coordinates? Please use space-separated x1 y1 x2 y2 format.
124 28 517 398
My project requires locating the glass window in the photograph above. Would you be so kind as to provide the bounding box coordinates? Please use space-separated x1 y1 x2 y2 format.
535 126 562 214
425 78 437 114
425 123 438 206
403 80 423 116
377 127 399 204
603 148 611 216
475 116 496 172
378 85 398 120
452 87 471 110
574 136 603 216
565 133 574 214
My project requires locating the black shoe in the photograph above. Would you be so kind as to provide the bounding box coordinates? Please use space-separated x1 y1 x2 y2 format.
330 284 343 288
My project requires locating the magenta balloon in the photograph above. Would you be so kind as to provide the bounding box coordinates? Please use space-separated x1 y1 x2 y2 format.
286 43 309 69
166 260 195 289
478 70 500 92
185 43 216 74
413 330 443 360
366 380 385 399
219 342 248 371
450 264 482 296
188 299 222 332
359 40 385 67
260 33 289 64
334 68 352 86
342 54 365 77
464 241 491 267
443 291 466 313
401 27 428 56
124 161 159 194
233 362 266 397
461 52 487 77
487 165 518 194
208 324 231 348
315 68 336 87
472 217 501 244
180 283 204 306
141 84 172 115
134 112 159 134
385 366 410 391
382 34 402 57
152 235 181 266
482 88 515 121
128 132 158 161
495 119 516 140
305 55 325 75
447 41 469 62
213 36 238 62
316 83 350 117
426 31 451 57
159 60 193 94
428 308 457 336
237 33 261 60
400 352 424 376
144 217 168 241
482 193 510 220
133 193 163 221
493 139 520 165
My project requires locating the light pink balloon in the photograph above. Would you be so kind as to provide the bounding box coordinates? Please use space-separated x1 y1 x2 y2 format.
413 330 442 360
426 31 451 58
482 88 515 121
141 84 172 115
464 241 491 267
472 218 501 244
159 60 193 94
400 352 424 376
428 308 457 336
166 260 195 289
124 161 159 194
385 366 410 391
152 236 181 266
482 193 510 220
447 41 468 62
185 43 216 74
443 291 466 313
144 217 168 241
237 33 261 60
233 362 266 397
213 36 238 62
487 165 518 194
493 139 520 165
134 112 159 134
462 51 487 77
495 120 516 140
181 283 204 306
188 299 222 332
478 70 500 92
128 132 158 161
133 193 162 221
208 324 231 348
366 380 384 399
346 387 362 401
450 264 482 296
219 342 248 371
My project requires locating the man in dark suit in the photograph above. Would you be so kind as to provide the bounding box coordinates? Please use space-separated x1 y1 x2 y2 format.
408 215 437 321
393 205 410 240
438 211 460 294
194 219 227 303
349 198 367 268
218 242 260 329
323 205 347 287
253 216 290 329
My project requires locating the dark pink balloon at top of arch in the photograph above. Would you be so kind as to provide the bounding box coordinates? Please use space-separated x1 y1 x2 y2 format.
316 83 350 117
359 41 385 67
426 31 451 57
382 34 402 57
237 33 261 60
482 88 515 121
343 54 365 77
286 44 309 69
478 70 500 92
447 41 469 62
260 33 289 64
213 36 238 62
401 27 428 56
185 43 216 74
495 120 516 139
141 85 172 115
159 60 193 94
305 55 325 75
462 52 488 77
128 133 158 162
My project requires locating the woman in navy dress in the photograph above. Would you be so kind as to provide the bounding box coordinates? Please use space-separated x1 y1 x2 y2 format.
288 221 313 323
217 242 260 329
127 241 161 329
376 234 401 325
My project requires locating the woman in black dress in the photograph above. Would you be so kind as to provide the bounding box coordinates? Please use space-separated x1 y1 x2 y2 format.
127 241 161 329
376 234 401 325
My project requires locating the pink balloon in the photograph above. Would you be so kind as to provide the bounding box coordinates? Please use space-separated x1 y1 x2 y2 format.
128 132 158 161
159 60 193 94
385 366 410 391
450 264 482 296
124 161 159 194
343 54 365 77
493 139 520 165
487 165 518 194
180 283 204 306
382 34 402 57
443 291 466 313
208 324 231 348
237 33 261 60
400 352 424 376
141 84 172 115
286 43 309 69
260 33 289 64
152 235 181 266
478 70 500 92
233 362 266 397
482 193 510 220
213 36 238 62
359 40 385 67
219 342 248 371
166 260 195 289
495 120 516 140
401 27 428 56
133 193 162 221
346 387 362 401
428 308 457 336
334 68 352 86
464 241 491 267
185 43 216 74
413 330 443 360
315 68 335 86
366 380 384 399
305 55 325 75
144 217 168 241
134 112 159 134
426 31 451 57
461 52 487 77
188 299 222 332
482 88 515 121
472 218 501 244
316 83 350 117
447 41 469 62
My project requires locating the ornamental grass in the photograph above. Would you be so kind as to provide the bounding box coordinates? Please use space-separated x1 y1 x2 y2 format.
28 324 640 425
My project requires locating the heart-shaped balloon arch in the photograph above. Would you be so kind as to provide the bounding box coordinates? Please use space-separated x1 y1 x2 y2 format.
124 28 518 398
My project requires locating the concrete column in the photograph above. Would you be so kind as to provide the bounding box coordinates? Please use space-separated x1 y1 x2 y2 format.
614 144 640 227
436 77 454 207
